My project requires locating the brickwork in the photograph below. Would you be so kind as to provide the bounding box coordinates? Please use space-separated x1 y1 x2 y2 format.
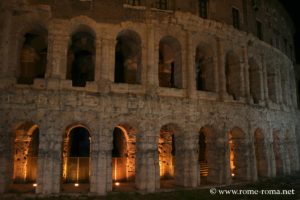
0 0 299 196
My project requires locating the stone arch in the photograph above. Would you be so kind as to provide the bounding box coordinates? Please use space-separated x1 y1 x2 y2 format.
272 130 284 176
225 51 243 100
228 127 248 180
13 122 39 186
195 43 215 92
267 64 278 103
67 25 95 87
111 123 137 185
197 125 218 185
17 25 48 85
249 58 263 104
62 123 91 191
114 29 142 84
254 129 268 177
158 36 182 88
158 123 183 188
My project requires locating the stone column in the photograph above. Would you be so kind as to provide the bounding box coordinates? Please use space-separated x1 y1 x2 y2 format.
94 36 102 83
101 38 115 83
242 46 250 101
276 68 283 104
186 33 197 99
0 9 12 79
146 24 159 91
267 138 276 177
46 29 69 79
90 149 112 195
216 38 227 100
207 127 230 184
261 55 268 103
177 134 198 187
0 126 12 193
90 128 113 195
36 127 62 194
136 125 159 192
249 134 258 181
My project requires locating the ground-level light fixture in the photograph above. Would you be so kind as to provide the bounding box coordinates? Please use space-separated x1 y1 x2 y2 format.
74 183 79 187
115 182 120 186
33 183 37 187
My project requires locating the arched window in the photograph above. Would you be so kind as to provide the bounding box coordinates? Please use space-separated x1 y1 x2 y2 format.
195 44 214 92
198 0 208 19
159 36 182 88
112 127 128 182
63 126 90 185
111 124 136 187
114 30 142 84
155 0 168 10
159 125 176 180
127 0 141 6
18 28 48 84
67 30 95 87
13 123 39 186
228 127 248 180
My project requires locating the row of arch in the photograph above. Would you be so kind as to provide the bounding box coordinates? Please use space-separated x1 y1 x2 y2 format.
16 24 293 104
11 121 298 192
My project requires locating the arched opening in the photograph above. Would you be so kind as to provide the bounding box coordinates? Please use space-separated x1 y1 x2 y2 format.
267 65 278 103
158 124 182 188
18 27 48 85
228 127 248 180
112 127 127 184
62 126 90 192
249 58 263 104
114 30 142 84
158 36 182 88
254 129 268 177
195 44 215 92
225 52 243 100
12 122 39 192
67 28 95 87
273 131 284 176
198 130 208 178
111 124 136 190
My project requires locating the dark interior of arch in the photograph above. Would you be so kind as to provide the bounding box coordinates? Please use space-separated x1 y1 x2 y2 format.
114 30 141 84
18 30 48 85
69 127 90 157
198 131 206 162
112 127 127 158
159 36 181 88
68 31 95 87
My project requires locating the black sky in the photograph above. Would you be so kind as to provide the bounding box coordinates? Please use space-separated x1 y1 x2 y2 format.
279 0 300 62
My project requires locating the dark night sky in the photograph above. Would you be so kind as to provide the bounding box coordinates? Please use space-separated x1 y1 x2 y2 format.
279 0 300 62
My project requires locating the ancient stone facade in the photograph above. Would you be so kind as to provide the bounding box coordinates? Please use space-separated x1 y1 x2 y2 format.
0 0 300 196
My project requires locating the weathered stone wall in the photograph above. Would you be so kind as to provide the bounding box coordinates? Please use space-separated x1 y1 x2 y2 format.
0 0 299 196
